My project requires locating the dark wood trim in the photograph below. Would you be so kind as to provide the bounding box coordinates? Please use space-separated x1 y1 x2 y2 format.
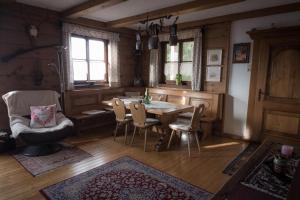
108 0 244 28
63 0 127 18
177 2 300 30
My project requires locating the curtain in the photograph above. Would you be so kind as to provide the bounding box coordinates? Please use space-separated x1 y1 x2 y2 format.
62 25 73 90
62 23 120 90
108 40 120 87
149 48 160 87
191 29 203 91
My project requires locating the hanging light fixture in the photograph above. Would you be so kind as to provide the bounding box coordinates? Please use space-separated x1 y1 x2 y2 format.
169 16 179 46
135 28 142 55
148 23 160 50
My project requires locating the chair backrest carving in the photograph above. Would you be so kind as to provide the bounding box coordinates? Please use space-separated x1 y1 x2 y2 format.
129 102 146 127
112 98 126 122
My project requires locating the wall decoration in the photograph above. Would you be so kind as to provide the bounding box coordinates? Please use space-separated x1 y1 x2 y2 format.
233 43 251 63
207 49 222 65
206 66 221 82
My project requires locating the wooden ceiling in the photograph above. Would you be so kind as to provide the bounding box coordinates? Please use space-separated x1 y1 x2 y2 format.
14 0 300 31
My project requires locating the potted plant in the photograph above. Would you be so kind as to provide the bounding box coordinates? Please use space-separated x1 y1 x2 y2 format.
176 73 182 86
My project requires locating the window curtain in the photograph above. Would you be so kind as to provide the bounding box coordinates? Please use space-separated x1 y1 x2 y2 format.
157 29 203 90
62 23 120 90
149 48 160 87
191 29 203 91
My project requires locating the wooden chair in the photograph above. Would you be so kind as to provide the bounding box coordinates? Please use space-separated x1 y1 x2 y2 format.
112 98 132 144
168 104 205 157
129 102 160 151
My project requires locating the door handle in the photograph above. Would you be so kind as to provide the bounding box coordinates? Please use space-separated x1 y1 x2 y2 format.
258 89 266 101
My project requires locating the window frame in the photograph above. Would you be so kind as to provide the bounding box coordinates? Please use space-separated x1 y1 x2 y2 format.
161 39 194 86
71 34 109 86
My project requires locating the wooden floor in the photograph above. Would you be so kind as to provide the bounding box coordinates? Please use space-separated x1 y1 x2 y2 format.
0 127 247 200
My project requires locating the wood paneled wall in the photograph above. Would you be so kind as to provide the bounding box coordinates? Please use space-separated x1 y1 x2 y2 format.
0 3 136 128
203 22 230 93
0 4 61 128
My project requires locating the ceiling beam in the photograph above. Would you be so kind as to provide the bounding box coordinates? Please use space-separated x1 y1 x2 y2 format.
177 2 300 30
63 0 127 18
108 0 245 28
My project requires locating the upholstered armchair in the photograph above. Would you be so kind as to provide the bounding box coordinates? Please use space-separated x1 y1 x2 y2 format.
2 90 73 156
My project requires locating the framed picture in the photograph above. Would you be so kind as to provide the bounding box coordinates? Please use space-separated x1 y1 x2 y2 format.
207 49 222 65
206 66 221 82
232 43 251 63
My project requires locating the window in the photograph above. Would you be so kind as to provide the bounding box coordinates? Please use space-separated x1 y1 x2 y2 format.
71 35 108 83
163 40 194 83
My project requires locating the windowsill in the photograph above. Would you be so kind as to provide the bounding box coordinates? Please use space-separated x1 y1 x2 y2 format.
73 83 110 90
158 83 191 90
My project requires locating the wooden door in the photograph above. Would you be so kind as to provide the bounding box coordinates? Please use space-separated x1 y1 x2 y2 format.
247 26 300 141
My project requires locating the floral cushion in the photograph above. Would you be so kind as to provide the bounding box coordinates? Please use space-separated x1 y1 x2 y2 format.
30 104 57 128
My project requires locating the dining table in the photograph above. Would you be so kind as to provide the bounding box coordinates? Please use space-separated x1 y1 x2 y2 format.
102 97 193 151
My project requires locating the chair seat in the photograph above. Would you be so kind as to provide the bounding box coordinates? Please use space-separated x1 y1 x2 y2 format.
134 118 160 127
117 114 132 123
169 120 191 132
178 112 193 119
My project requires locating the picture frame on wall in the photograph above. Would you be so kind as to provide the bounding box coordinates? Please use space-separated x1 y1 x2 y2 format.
232 43 251 63
206 66 221 82
207 49 222 65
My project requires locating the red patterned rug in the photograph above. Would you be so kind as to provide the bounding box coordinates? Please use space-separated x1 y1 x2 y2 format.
41 156 212 200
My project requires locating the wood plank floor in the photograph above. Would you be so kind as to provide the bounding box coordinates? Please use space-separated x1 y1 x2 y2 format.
0 127 247 200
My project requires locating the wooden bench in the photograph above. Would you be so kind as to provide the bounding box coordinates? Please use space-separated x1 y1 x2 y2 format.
64 87 145 133
148 87 223 139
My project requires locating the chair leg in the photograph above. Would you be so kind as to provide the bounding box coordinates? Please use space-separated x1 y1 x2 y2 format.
124 123 128 144
114 122 119 141
167 130 176 149
187 132 191 157
179 131 182 144
130 126 137 146
144 128 148 152
138 128 142 136
195 131 201 153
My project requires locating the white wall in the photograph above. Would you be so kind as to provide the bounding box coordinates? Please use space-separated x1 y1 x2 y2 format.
224 11 300 139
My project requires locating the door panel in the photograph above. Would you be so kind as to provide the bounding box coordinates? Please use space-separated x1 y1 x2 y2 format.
268 49 300 99
264 111 300 135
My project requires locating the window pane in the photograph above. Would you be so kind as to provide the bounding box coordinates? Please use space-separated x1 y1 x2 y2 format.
89 61 106 80
166 44 179 62
73 60 88 81
180 62 193 81
71 37 86 59
164 62 178 80
89 39 105 60
182 41 194 62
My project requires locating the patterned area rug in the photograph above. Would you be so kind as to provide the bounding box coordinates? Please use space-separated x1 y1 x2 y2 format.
41 156 212 200
223 142 260 175
12 145 92 176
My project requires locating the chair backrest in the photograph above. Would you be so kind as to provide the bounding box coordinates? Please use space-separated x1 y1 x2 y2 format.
129 102 146 127
125 91 141 97
112 98 126 121
190 104 205 131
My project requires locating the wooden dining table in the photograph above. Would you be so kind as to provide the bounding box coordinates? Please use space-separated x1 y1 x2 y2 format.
102 97 193 151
